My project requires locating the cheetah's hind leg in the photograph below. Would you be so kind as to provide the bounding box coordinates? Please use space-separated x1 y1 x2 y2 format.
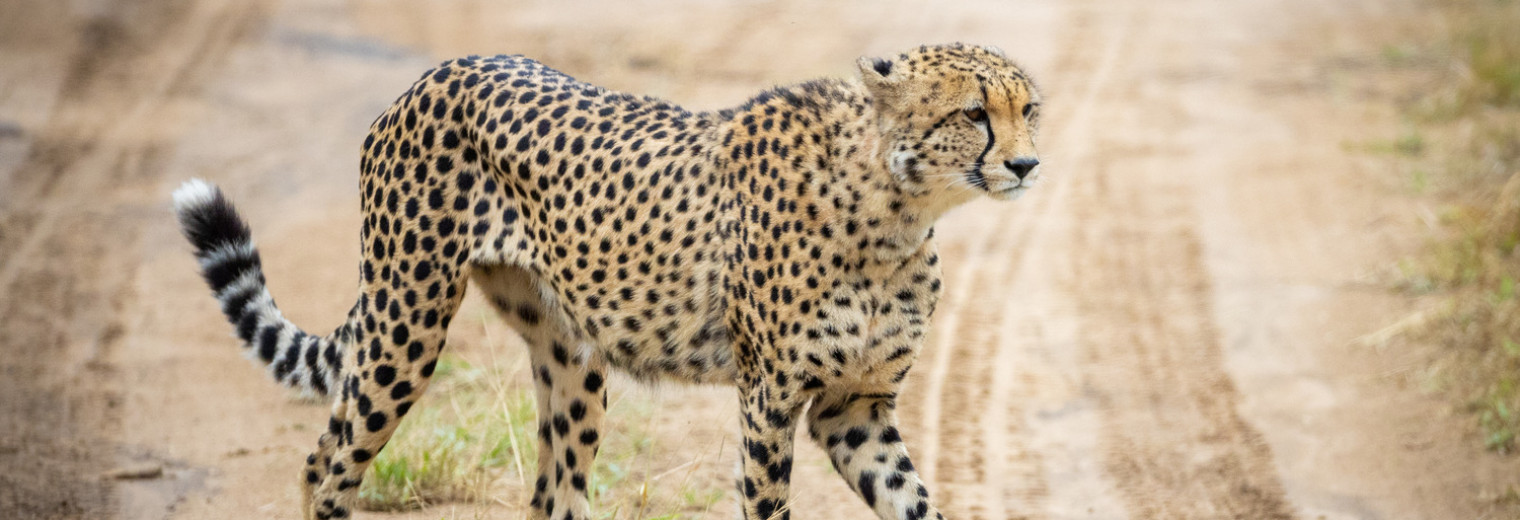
473 264 608 520
302 251 470 518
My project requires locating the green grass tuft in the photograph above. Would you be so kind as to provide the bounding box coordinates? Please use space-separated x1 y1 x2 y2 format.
1394 0 1520 455
352 346 728 517
359 354 539 511
348 305 731 517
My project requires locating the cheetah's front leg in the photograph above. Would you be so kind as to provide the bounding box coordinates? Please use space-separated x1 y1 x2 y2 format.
808 392 943 520
736 375 805 520
527 341 607 520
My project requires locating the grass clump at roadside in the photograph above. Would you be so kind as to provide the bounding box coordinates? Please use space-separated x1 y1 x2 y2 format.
583 395 729 520
1389 0 1520 454
359 354 539 511
351 312 730 518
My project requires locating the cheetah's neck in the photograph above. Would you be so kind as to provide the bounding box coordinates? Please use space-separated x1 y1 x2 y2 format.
719 81 963 263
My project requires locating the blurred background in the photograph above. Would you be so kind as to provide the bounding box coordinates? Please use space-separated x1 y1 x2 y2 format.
1 0 1517 519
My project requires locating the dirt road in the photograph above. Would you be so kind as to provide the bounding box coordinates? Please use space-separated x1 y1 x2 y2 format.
3 0 1517 518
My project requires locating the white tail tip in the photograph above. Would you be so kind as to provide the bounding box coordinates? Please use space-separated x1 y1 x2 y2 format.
172 178 219 215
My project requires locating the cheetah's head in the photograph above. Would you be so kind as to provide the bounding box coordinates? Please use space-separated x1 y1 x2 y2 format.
858 43 1042 205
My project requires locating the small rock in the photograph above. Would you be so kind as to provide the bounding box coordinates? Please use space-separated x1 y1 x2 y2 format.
0 120 22 138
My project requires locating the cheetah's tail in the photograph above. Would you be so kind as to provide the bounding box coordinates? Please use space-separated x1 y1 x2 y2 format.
171 179 351 398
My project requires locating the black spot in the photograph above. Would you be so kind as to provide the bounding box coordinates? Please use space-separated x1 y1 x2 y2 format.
859 471 877 507
373 365 396 386
257 325 280 362
755 498 778 519
748 440 771 465
390 381 413 400
767 457 791 482
515 305 541 325
897 457 915 472
392 324 409 346
202 254 258 294
220 286 258 324
365 412 387 432
844 427 869 449
237 313 259 344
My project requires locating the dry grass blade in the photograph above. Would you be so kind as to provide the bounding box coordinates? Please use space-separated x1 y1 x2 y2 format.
1393 0 1520 457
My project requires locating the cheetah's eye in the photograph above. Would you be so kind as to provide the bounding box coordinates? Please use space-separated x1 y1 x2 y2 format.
963 107 988 123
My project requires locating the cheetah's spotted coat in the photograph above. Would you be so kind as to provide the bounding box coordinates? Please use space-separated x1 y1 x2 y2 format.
174 43 1042 520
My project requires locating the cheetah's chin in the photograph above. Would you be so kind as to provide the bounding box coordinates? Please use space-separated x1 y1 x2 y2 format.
988 185 1031 201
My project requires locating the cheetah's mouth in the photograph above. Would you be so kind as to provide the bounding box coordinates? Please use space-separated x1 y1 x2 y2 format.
988 184 1031 201
972 170 1037 201
965 164 1037 201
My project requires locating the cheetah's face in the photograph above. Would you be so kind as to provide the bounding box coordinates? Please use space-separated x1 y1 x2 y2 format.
859 44 1042 202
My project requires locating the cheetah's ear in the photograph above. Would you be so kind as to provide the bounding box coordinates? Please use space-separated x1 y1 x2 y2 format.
856 56 903 97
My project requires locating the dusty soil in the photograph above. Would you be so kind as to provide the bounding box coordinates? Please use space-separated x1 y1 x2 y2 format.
2 0 1517 519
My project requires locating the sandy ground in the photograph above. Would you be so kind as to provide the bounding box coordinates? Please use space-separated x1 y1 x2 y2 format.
2 0 1518 519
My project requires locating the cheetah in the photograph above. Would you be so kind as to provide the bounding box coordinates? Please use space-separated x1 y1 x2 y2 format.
173 43 1041 520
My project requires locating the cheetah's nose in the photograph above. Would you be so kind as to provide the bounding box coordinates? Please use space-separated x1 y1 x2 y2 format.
1004 158 1039 180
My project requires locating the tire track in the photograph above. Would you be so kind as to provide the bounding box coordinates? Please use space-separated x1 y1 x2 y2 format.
0 0 268 291
0 2 268 517
1066 153 1295 519
928 175 1066 520
1056 1 1297 517
911 4 1138 517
